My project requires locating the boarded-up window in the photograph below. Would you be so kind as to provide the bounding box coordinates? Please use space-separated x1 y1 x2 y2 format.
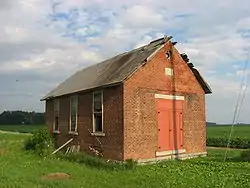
53 99 59 131
70 95 78 132
93 92 103 132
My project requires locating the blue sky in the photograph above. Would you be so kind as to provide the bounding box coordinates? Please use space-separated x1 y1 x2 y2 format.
0 0 250 123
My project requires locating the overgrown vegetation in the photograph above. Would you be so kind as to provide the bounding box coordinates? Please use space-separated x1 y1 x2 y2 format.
58 153 137 170
22 127 137 170
2 131 250 187
24 128 54 156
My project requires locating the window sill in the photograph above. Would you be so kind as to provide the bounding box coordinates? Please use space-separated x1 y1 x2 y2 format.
68 131 78 135
91 132 105 137
53 130 60 134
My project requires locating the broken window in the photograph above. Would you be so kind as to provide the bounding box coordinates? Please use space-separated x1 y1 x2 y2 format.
53 99 59 132
70 95 78 132
93 92 103 132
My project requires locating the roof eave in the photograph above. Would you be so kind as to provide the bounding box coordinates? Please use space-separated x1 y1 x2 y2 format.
204 82 213 94
40 81 123 101
190 67 212 94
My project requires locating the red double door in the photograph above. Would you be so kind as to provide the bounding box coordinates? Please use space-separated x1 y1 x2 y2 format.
157 99 183 151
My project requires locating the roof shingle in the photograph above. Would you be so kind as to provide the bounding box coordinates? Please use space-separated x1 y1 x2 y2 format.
41 36 211 101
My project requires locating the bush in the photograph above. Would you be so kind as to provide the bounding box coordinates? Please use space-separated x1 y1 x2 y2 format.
206 137 250 149
58 152 137 170
24 128 54 156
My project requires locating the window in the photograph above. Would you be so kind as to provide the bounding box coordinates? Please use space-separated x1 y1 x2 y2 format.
53 99 60 132
93 92 103 132
70 95 78 132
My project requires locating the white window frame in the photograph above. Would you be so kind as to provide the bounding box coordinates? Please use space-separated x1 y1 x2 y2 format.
92 91 104 133
69 95 78 134
53 99 60 133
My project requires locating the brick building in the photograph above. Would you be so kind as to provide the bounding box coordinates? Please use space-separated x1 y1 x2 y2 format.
41 36 212 162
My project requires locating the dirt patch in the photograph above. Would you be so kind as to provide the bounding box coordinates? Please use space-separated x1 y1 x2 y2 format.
0 130 32 135
207 146 246 150
42 172 71 180
0 148 8 155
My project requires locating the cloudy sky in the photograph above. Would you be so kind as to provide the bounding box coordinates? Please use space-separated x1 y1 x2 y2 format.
0 0 250 124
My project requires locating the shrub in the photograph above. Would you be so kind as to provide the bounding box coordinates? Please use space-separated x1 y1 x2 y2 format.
24 128 54 157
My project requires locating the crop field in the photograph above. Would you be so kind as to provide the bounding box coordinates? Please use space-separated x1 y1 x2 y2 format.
206 125 250 148
1 132 250 187
1 124 250 148
207 125 250 139
0 125 44 134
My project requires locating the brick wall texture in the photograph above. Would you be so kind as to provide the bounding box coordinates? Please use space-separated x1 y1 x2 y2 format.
123 42 206 160
46 86 124 160
45 41 207 161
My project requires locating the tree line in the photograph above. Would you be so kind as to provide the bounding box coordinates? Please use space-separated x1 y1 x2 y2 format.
0 111 45 125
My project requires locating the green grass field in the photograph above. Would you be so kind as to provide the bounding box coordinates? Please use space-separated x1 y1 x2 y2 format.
207 125 250 139
1 132 250 187
1 124 250 139
0 125 44 133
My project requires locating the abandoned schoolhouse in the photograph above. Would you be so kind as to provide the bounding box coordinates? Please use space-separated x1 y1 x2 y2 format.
41 36 212 162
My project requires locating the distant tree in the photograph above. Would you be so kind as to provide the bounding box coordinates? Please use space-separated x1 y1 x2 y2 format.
0 111 45 125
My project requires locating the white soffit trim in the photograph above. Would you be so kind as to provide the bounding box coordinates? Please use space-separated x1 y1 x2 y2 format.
155 94 184 100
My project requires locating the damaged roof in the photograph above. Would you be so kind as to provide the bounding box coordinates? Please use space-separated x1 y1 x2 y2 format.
41 36 211 101
188 64 212 94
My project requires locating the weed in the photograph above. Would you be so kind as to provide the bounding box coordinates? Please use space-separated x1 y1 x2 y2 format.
124 158 138 170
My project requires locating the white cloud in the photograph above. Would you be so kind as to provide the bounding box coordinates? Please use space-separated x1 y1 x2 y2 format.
0 0 250 123
121 5 164 29
236 70 250 77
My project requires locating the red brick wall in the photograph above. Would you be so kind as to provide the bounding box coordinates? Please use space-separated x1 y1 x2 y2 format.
46 96 72 148
75 85 124 160
45 99 53 132
45 86 124 160
123 42 206 160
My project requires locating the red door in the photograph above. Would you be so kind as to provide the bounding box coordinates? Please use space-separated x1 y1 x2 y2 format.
157 99 183 151
169 110 183 150
157 109 171 151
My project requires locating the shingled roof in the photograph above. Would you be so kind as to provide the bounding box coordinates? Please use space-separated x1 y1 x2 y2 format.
41 36 211 101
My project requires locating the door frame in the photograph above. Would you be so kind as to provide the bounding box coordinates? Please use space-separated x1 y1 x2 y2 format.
155 94 185 155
